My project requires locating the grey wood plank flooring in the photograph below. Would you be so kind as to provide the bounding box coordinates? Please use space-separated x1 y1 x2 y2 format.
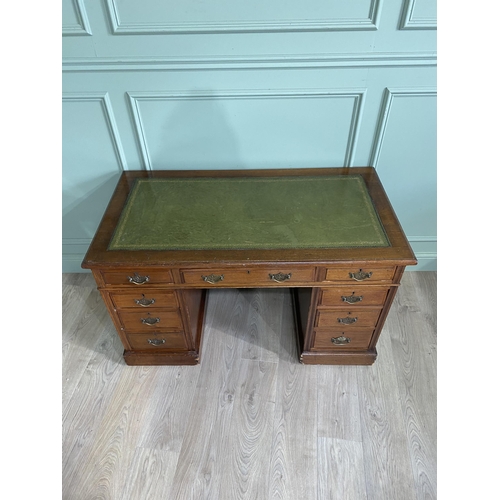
62 272 437 500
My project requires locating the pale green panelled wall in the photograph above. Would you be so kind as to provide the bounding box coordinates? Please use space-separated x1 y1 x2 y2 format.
62 0 436 272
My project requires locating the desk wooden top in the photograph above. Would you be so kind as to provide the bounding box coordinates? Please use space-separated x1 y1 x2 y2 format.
82 167 417 269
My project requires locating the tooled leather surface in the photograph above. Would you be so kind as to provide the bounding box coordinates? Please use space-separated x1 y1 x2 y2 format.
108 175 389 251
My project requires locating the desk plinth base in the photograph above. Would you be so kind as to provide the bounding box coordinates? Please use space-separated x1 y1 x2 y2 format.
123 350 200 366
123 349 376 366
299 349 377 365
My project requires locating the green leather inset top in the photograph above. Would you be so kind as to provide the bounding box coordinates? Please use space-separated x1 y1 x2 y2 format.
108 175 389 251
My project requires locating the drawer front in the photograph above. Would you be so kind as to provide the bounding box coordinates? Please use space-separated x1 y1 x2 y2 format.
181 267 315 286
126 333 187 350
312 329 374 350
320 287 390 307
101 269 174 286
109 290 178 310
316 309 382 329
118 309 183 333
324 267 395 283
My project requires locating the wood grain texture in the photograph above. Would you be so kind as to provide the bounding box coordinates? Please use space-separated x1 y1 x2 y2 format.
388 271 437 500
62 272 436 500
269 290 318 500
119 448 179 500
317 365 362 441
223 359 278 499
357 356 418 500
62 274 109 410
318 438 367 500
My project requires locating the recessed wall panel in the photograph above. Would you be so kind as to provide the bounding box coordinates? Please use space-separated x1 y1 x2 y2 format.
373 90 436 240
62 0 92 35
400 0 437 29
129 91 363 170
108 0 378 32
409 0 437 20
62 94 124 241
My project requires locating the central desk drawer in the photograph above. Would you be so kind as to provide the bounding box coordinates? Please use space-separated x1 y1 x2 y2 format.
118 309 183 333
316 309 382 329
180 267 315 286
109 290 178 310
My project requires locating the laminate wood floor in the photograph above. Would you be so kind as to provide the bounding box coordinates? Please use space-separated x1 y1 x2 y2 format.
62 272 437 500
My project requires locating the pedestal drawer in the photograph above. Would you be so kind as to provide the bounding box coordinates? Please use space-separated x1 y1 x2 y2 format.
101 269 174 286
118 309 183 333
315 309 382 328
109 290 178 310
126 333 187 350
324 267 395 283
319 287 390 307
312 329 374 350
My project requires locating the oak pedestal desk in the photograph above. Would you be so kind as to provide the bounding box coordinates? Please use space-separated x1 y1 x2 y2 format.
81 167 417 366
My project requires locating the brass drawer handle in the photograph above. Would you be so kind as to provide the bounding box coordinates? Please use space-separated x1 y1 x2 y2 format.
147 338 166 346
349 270 372 281
128 272 150 285
337 316 358 325
135 294 155 307
202 274 224 284
141 316 160 326
269 272 292 282
341 294 363 304
331 335 351 345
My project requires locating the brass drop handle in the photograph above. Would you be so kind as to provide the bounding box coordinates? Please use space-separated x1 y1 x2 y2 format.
331 335 351 345
135 294 155 307
141 316 160 326
128 272 150 285
349 270 372 281
337 316 358 325
341 294 363 304
269 272 292 282
202 274 224 284
147 338 166 346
